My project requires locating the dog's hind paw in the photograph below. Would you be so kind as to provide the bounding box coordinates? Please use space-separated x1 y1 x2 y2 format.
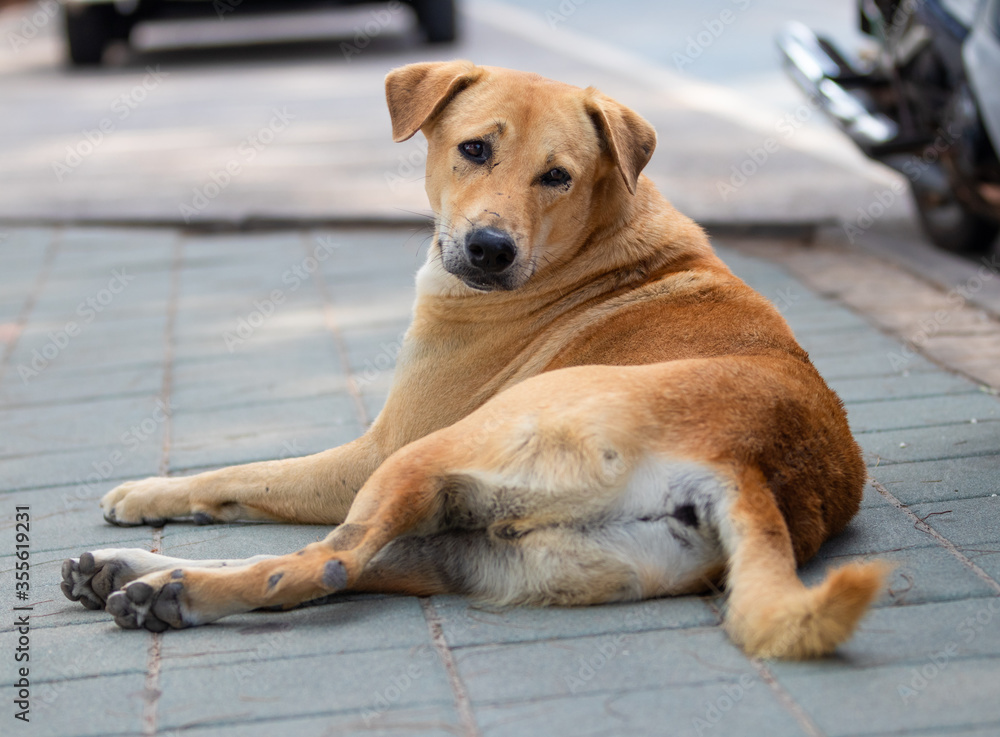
61 552 137 610
106 579 189 632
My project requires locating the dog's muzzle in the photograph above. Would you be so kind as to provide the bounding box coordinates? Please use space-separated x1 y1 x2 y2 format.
443 226 521 291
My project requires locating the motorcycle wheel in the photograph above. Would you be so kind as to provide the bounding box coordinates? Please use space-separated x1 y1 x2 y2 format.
910 162 1000 253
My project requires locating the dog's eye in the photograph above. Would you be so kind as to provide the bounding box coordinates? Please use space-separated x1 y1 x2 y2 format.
459 140 490 163
540 168 571 187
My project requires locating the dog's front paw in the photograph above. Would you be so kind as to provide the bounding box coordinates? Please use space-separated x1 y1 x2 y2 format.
101 477 191 526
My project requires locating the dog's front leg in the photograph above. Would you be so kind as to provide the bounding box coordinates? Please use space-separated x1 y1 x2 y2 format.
101 433 385 527
101 444 455 630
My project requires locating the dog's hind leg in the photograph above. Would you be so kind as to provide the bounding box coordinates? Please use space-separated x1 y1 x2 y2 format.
61 549 281 611
719 466 890 659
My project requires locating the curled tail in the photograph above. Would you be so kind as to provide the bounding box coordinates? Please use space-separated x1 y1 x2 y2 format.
720 468 890 659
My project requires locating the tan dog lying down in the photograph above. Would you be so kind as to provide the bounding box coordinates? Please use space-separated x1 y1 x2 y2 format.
61 61 887 658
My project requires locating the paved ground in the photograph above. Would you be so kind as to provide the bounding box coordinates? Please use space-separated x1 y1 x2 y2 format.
1 224 999 737
2 0 1000 734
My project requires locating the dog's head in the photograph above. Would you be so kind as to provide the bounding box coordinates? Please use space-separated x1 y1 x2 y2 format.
386 61 657 293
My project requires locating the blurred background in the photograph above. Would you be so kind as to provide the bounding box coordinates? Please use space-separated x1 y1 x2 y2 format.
0 0 908 229
1 0 998 267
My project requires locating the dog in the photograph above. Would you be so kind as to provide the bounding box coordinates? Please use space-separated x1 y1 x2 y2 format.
60 60 888 658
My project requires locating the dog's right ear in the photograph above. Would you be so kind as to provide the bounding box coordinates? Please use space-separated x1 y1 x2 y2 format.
385 61 483 143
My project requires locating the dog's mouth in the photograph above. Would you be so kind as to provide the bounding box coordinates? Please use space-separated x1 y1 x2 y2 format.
450 267 517 292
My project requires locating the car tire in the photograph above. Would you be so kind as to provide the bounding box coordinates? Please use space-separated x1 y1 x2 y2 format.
63 5 117 66
412 0 457 44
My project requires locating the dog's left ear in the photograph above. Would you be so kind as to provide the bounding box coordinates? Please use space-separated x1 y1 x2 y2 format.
385 60 484 143
585 91 657 195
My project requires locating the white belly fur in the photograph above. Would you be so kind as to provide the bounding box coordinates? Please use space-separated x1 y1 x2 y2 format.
598 455 730 597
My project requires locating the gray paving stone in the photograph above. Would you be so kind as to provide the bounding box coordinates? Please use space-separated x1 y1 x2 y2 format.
0 394 166 457
0 620 148 686
859 422 1000 466
0 484 157 554
432 594 718 648
0 671 147 737
156 645 455 732
831 372 978 404
167 395 358 456
783 307 873 334
810 352 940 381
170 426 360 470
800 546 999 608
170 363 352 411
770 597 1000 674
0 362 163 408
871 456 1000 504
849 394 999 434
861 478 895 508
152 705 462 737
158 595 433 667
812 506 932 559
474 679 807 737
796 327 911 359
454 628 750 705
0 442 164 492
888 724 1000 737
968 550 1000 592
909 498 1000 549
774 658 1000 737
160 522 331 559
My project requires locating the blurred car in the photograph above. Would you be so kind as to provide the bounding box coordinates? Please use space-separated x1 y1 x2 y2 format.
59 0 457 65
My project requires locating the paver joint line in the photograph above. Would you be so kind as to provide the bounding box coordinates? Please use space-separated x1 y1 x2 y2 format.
750 658 827 737
307 232 372 427
141 236 183 737
702 597 826 737
420 597 482 737
0 228 60 383
871 479 1000 595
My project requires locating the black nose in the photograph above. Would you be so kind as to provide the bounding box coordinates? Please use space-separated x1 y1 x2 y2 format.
465 227 517 273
